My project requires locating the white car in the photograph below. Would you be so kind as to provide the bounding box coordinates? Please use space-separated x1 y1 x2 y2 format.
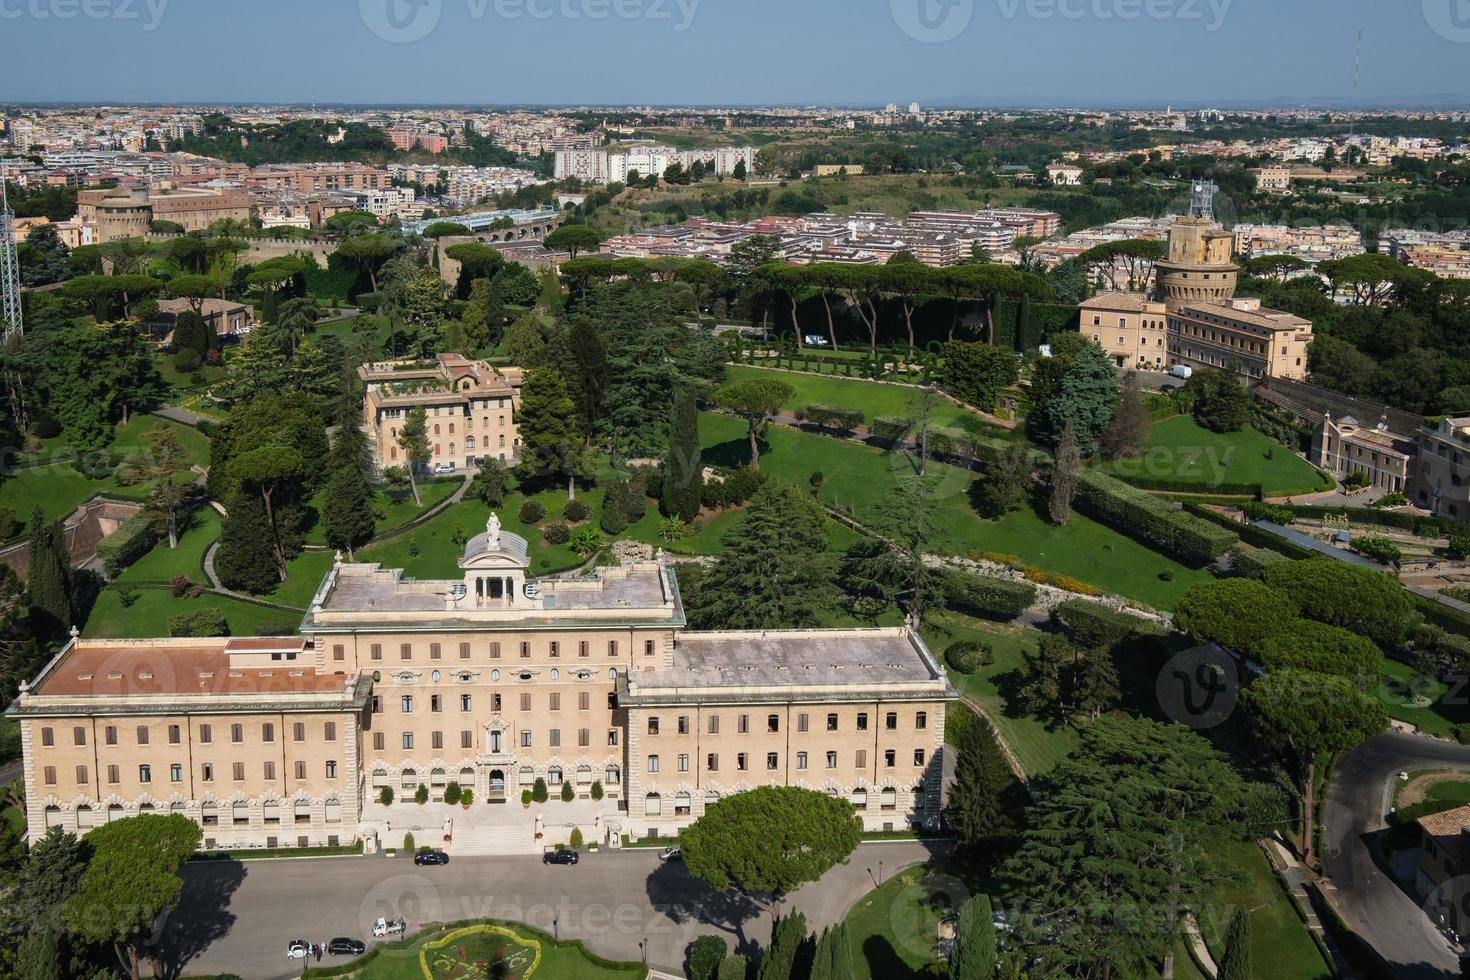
286 940 312 960
432 463 456 475
372 917 406 938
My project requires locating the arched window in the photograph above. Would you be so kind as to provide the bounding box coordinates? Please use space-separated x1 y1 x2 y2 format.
430 768 447 787
465 436 476 450
448 423 455 435
44 805 62 829
325 798 343 823
390 446 398 460
499 435 506 448
912 786 927 811
170 801 187 816
644 792 662 816
499 415 506 426
449 444 455 456
519 766 535 786
605 765 621 785
401 768 418 789
107 803 124 823
880 787 897 811
434 424 440 435
674 792 692 816
547 766 563 785
231 801 249 825
294 799 311 824
576 765 592 784
850 788 868 810
371 769 389 788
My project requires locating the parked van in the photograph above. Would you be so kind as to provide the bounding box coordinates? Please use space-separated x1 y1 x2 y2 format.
1169 364 1194 380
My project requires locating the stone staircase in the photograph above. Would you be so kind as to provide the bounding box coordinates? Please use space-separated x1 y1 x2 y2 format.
450 822 540 856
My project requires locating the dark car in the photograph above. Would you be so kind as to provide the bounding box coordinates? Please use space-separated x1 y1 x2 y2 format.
543 849 579 865
327 938 366 957
414 849 450 866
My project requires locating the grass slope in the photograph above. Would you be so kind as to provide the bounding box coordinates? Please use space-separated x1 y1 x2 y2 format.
1104 415 1328 495
724 364 994 431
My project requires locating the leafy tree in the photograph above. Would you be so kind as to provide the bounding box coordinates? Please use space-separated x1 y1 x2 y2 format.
1260 559 1414 647
40 322 168 448
543 224 603 259
170 309 210 360
561 316 610 444
947 712 1023 870
215 489 280 594
682 786 860 912
396 406 430 506
25 507 73 639
732 159 748 181
1218 907 1252 980
1029 342 1118 452
689 935 728 980
336 233 396 292
970 442 1034 518
18 223 70 286
713 378 794 470
1100 370 1151 459
1242 669 1386 861
517 368 585 498
687 483 833 630
135 427 192 550
1255 620 1382 690
64 813 202 980
663 387 704 522
1174 578 1299 652
950 895 998 980
471 458 508 508
757 911 808 980
941 341 1018 412
1188 369 1251 434
505 313 546 367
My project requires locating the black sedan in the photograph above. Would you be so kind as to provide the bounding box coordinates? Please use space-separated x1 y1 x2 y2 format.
413 849 450 866
327 938 366 957
543 849 579 865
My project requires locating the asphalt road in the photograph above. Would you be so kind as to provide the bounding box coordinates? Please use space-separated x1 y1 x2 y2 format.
1321 731 1470 979
160 840 945 980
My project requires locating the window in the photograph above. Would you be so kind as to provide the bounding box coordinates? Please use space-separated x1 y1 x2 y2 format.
767 714 779 733
796 752 808 770
914 749 926 766
371 643 382 661
520 641 530 659
856 713 868 732
325 721 337 741
578 692 589 711
885 712 897 730
549 693 561 711
200 763 213 782
648 717 660 736
326 761 338 779
490 641 501 659
708 715 720 735
645 639 654 657
825 752 837 769
577 727 589 747
432 731 444 750
459 642 471 660
767 752 779 770
579 640 588 658
797 713 808 733
608 729 619 746
105 725 117 746
885 750 896 768
549 641 559 658
106 765 119 784
373 732 385 751
549 729 561 748
678 754 689 773
261 722 274 742
462 730 473 749
293 722 306 741
827 713 838 732
169 764 182 783
400 643 412 661
707 753 718 772
402 733 414 750
608 640 618 658
372 696 382 714
677 715 689 735
520 693 531 712
647 755 659 773
333 644 345 662
40 727 53 747
198 724 211 744
520 730 532 748
737 753 748 771
168 724 181 744
43 766 55 785
402 695 414 713
915 711 927 730
230 723 243 743
232 762 245 781
738 714 749 734
856 749 867 769
431 694 442 713
264 761 276 781
430 642 441 661
136 725 149 745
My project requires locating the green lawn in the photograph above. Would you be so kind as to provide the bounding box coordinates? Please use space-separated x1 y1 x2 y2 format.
303 478 460 546
155 353 229 392
0 416 210 525
1104 415 1329 495
844 864 968 980
115 507 220 585
924 610 1079 776
326 920 643 980
83 588 298 639
1380 659 1470 738
1195 841 1333 980
702 412 1210 609
724 364 999 432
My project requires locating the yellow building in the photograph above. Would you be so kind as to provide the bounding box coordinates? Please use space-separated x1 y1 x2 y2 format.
360 354 524 473
1079 292 1170 369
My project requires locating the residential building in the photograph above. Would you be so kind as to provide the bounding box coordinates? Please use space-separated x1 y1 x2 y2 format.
1250 166 1293 192
1047 164 1084 185
1079 292 1170 369
11 530 953 848
1312 414 1415 493
359 354 522 472
1166 297 1313 381
153 298 252 343
1413 417 1470 518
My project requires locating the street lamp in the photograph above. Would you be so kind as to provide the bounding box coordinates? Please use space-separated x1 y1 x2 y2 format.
553 915 559 942
878 860 884 885
640 939 647 965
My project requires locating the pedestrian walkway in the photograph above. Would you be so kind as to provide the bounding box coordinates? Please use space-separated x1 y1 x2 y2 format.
1184 915 1218 978
1262 838 1361 980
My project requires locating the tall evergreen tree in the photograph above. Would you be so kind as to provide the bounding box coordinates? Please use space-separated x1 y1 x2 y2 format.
663 387 703 521
946 713 1023 870
516 368 584 498
686 484 833 630
716 954 749 980
1030 342 1119 452
323 388 376 559
1218 907 1252 980
1100 370 1151 460
395 406 430 506
950 895 998 980
1014 293 1033 354
215 490 280 595
1048 422 1080 525
561 316 610 445
757 911 809 980
25 507 72 639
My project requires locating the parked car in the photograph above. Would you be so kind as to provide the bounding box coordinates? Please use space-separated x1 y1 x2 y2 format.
543 849 579 865
432 463 456 474
286 940 312 960
372 917 406 938
658 846 682 862
414 848 449 866
327 938 367 957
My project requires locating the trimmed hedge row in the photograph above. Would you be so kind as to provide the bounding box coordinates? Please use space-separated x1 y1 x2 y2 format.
1260 502 1463 538
95 514 157 577
1184 503 1318 560
1112 474 1266 497
1231 543 1293 580
1051 599 1165 648
934 567 1038 620
1075 470 1239 565
797 404 865 432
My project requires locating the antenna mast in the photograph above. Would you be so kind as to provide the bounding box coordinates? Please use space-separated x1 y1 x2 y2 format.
0 158 23 339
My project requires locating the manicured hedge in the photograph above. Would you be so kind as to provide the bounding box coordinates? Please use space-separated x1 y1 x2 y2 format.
871 416 913 443
934 568 1037 620
1075 470 1238 565
95 514 157 577
1113 474 1266 497
1050 599 1164 649
1231 543 1292 580
1260 502 1462 538
798 404 865 433
1184 504 1318 559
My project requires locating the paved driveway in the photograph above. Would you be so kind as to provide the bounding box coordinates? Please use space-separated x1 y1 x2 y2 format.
160 840 945 979
1321 731 1470 979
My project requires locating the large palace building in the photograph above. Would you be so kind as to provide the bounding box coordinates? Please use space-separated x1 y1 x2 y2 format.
9 517 953 850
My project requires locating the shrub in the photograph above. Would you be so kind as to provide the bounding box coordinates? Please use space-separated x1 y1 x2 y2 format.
945 641 990 674
1022 568 1103 596
1255 620 1383 690
95 515 157 576
444 781 462 805
460 788 473 806
522 788 533 805
810 470 825 488
253 619 299 636
116 586 140 608
800 404 864 433
1371 492 1410 509
934 568 1037 619
1230 544 1292 580
600 492 629 534
29 410 61 439
532 777 548 803
379 786 394 805
414 785 428 805
542 520 570 545
519 499 545 524
403 832 415 852
871 416 913 443
1344 470 1371 490
570 827 584 849
560 781 574 802
591 780 604 801
0 507 17 540
1351 534 1403 566
168 608 229 638
169 575 191 597
1075 470 1238 564
172 347 202 374
563 498 591 523
1051 599 1164 649
688 935 728 980
1241 502 1296 525
1174 578 1299 651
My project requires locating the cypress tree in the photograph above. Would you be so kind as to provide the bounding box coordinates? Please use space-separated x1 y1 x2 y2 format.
757 911 808 980
1048 422 1080 526
663 387 704 522
716 954 748 980
809 927 836 980
946 713 1023 871
216 490 281 594
1014 293 1033 353
950 895 997 980
25 506 73 638
322 462 375 560
600 480 630 535
1218 908 1252 980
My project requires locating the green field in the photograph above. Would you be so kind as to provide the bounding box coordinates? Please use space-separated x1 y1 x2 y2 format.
724 364 996 431
701 412 1210 609
320 920 643 980
83 588 298 639
303 478 460 546
1195 841 1333 980
1380 659 1470 738
1104 415 1329 495
924 610 1079 776
114 506 220 585
845 864 968 980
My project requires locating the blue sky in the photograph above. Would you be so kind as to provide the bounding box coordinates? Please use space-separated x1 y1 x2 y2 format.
2 0 1468 106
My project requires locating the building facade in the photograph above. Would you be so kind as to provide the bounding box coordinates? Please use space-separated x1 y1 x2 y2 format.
10 522 954 848
1166 297 1313 381
1412 416 1470 518
1312 414 1415 493
1079 292 1170 369
359 354 523 473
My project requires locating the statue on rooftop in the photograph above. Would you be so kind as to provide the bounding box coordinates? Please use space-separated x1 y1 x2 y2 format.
486 512 501 550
